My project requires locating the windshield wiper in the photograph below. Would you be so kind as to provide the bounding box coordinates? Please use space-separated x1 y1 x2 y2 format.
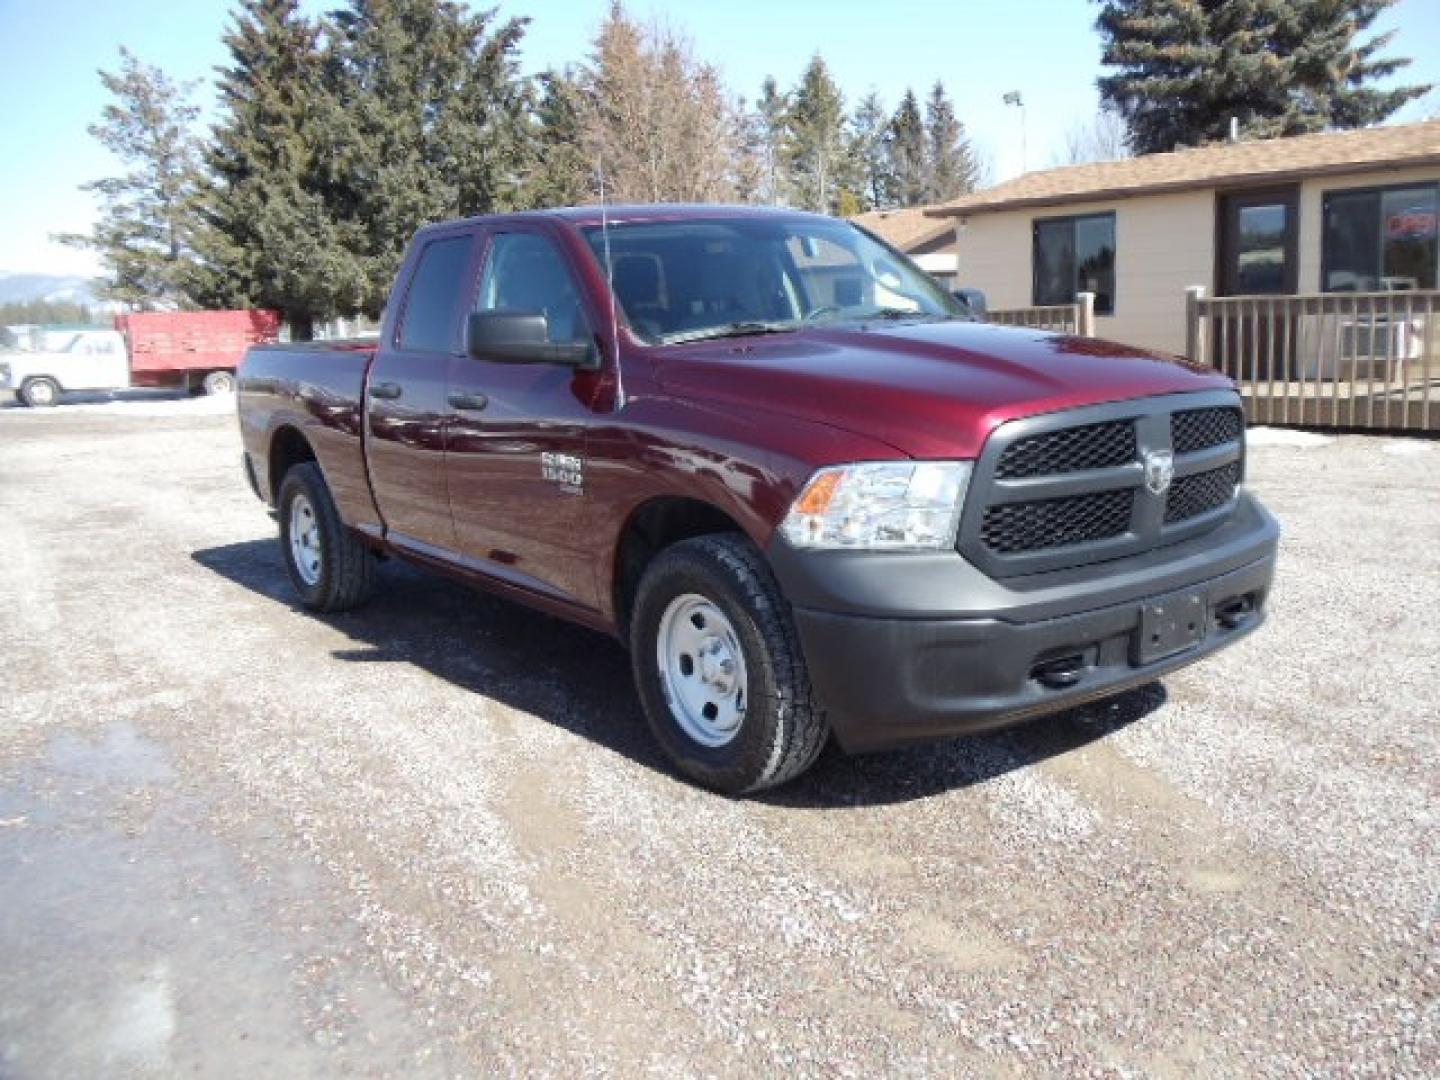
661 321 799 345
807 306 950 327
863 306 933 321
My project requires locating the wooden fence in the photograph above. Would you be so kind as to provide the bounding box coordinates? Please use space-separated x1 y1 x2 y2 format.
989 292 1096 336
1185 287 1440 432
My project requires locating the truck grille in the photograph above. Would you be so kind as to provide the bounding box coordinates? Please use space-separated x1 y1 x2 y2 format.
982 489 1134 553
1165 461 1242 524
1172 406 1243 454
995 420 1135 478
958 392 1246 576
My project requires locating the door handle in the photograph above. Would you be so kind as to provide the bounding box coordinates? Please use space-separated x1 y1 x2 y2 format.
448 391 489 411
370 381 402 400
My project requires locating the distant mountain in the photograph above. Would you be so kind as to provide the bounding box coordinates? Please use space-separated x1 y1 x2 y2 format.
0 272 111 309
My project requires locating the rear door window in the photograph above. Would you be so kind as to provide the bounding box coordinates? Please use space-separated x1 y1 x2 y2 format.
399 235 474 352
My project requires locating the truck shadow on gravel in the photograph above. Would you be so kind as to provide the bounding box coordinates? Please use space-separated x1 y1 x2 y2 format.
192 540 1166 808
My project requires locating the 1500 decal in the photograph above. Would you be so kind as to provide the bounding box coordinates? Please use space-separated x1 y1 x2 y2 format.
541 451 584 492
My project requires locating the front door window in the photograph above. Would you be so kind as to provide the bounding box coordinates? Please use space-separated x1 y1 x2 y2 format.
1219 189 1298 296
1234 204 1289 294
474 232 590 345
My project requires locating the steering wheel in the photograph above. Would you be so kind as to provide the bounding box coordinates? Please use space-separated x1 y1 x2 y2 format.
803 305 843 323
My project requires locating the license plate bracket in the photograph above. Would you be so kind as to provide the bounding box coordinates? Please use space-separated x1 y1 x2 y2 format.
1134 590 1207 665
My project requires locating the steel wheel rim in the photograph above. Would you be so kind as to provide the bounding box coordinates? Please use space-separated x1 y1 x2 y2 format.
656 593 748 748
29 382 54 405
288 493 322 586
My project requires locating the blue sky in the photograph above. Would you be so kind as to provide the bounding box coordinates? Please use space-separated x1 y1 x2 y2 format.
2 0 1437 277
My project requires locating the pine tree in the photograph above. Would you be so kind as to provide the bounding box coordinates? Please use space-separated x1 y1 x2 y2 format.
190 0 363 339
888 88 928 208
755 76 791 205
326 0 531 314
58 48 204 309
784 54 846 213
524 69 596 207
850 91 896 211
1278 0 1427 129
1096 0 1430 155
924 80 980 201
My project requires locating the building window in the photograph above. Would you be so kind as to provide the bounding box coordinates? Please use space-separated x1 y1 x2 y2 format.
1322 183 1439 292
1033 212 1115 313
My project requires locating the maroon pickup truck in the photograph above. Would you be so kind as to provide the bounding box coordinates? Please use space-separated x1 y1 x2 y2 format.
237 204 1278 792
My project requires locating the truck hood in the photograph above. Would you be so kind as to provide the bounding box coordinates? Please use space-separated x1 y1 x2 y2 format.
653 320 1233 459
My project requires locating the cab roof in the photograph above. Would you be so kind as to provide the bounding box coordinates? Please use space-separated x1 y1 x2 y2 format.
416 203 831 237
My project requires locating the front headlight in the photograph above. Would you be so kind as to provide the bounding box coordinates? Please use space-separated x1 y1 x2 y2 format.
780 461 971 551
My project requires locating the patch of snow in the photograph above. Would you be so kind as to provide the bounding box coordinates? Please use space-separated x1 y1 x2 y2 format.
1245 427 1334 448
1 391 236 417
1380 440 1433 457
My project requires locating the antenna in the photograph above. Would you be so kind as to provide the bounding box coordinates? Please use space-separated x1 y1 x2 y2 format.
597 160 625 409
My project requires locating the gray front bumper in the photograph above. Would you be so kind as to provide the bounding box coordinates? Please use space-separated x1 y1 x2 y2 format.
768 494 1279 753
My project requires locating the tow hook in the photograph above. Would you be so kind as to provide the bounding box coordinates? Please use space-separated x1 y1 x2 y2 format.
1215 595 1256 630
1031 652 1086 690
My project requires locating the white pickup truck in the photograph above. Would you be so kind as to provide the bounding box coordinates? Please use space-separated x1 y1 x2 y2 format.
0 330 131 407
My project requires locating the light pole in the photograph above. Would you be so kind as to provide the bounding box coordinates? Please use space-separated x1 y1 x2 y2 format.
1003 90 1027 173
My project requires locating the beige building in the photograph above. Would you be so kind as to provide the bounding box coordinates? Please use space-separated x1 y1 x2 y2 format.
899 122 1440 356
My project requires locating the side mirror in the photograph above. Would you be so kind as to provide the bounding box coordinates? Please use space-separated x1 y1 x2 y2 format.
466 311 597 368
952 287 988 320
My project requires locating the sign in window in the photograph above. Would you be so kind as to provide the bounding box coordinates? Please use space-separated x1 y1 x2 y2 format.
1323 183 1439 292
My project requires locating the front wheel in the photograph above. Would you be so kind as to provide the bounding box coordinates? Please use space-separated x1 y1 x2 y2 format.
277 462 375 611
202 370 236 395
19 378 60 407
630 534 829 794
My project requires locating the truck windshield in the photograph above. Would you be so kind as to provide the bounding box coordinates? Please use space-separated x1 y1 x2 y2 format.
582 217 966 345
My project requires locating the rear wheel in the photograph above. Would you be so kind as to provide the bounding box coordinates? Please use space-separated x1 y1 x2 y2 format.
19 378 60 408
277 462 375 611
202 370 236 395
630 534 829 794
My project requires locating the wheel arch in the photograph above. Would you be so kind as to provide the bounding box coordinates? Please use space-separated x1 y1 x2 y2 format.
267 424 318 505
612 494 753 638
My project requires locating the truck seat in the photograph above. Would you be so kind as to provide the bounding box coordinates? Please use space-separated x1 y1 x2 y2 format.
612 255 670 338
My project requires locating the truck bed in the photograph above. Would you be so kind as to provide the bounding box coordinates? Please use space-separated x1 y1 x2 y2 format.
237 341 380 530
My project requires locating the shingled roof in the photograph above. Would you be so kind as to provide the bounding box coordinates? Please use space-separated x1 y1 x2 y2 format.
851 206 953 251
928 120 1440 218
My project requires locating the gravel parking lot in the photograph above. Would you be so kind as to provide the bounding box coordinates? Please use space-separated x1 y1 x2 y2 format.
1 399 1435 1076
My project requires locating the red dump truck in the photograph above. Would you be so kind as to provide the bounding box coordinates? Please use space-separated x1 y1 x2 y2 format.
236 205 1278 793
115 309 283 394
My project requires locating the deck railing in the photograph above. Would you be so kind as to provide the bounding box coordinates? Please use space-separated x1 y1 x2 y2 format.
988 292 1096 336
1186 286 1440 432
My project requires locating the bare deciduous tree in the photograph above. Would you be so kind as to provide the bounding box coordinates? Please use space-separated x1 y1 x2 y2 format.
1053 106 1132 167
584 3 742 203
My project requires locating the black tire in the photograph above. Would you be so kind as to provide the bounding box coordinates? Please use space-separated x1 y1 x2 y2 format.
630 534 829 794
202 370 236 395
277 462 375 612
19 377 60 408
